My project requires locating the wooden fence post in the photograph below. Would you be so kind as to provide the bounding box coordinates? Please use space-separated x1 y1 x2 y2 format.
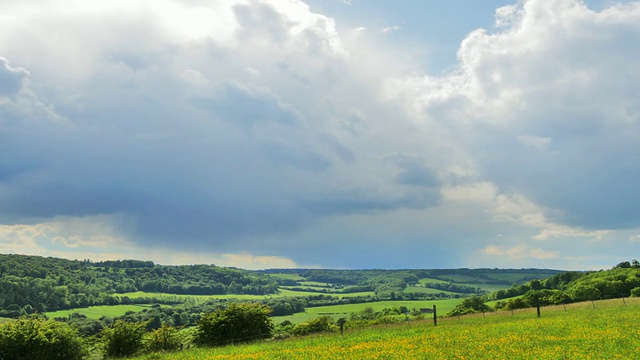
433 305 437 326
337 318 346 335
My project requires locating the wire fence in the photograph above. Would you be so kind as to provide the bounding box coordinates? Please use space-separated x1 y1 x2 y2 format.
153 297 640 348
435 296 640 326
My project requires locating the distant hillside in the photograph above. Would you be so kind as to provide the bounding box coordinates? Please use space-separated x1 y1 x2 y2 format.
0 253 563 318
260 267 562 299
0 253 278 316
490 260 640 310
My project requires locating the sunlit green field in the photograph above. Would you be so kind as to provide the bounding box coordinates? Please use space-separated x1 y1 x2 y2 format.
416 277 511 293
272 299 460 324
402 285 458 295
133 298 640 360
418 277 450 285
265 274 305 281
119 289 376 302
45 304 155 319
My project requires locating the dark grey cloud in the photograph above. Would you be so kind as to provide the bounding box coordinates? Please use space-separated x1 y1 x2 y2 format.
262 142 331 172
191 82 303 130
2 0 640 270
390 154 441 187
0 57 28 98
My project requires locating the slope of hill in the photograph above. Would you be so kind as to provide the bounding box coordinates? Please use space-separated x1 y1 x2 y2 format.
0 253 562 317
129 298 640 360
489 260 640 310
0 253 278 315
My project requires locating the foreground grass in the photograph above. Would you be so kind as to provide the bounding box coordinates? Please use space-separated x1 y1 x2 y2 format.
134 298 640 359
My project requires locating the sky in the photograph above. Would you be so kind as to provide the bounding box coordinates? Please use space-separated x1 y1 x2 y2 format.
1 0 639 270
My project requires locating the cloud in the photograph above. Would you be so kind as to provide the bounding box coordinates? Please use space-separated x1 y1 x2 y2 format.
191 82 304 130
0 217 301 269
1 0 640 269
382 26 401 33
407 0 640 231
0 57 28 99
0 0 434 265
483 244 560 260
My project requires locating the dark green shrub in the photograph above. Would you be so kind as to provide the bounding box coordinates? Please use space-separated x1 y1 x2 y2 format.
101 320 147 358
0 316 88 360
193 303 273 347
292 316 335 336
144 324 184 352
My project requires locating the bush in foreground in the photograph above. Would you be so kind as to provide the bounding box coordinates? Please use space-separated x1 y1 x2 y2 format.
292 316 335 336
0 316 88 360
193 303 273 347
145 324 185 353
101 320 148 358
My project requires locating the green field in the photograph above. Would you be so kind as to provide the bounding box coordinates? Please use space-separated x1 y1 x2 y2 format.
119 289 375 302
418 277 451 285
133 298 640 360
39 290 441 324
45 304 156 319
266 273 306 281
119 291 277 302
299 281 332 287
417 277 511 293
272 299 460 324
403 285 458 295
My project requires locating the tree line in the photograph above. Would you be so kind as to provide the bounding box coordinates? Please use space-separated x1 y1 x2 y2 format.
449 260 640 315
0 254 278 314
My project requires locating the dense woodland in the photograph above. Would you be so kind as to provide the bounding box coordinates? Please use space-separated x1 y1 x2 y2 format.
488 260 640 311
0 254 562 317
0 254 278 315
4 253 640 326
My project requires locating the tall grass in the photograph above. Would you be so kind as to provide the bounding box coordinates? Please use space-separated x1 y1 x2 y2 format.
133 298 640 359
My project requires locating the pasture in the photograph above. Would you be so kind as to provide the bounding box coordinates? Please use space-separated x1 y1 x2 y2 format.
132 298 640 360
272 299 460 324
44 304 156 320
118 289 375 302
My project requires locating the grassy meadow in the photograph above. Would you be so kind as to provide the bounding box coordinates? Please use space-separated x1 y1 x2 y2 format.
45 304 157 319
272 299 460 324
39 271 524 324
133 298 640 360
117 289 375 303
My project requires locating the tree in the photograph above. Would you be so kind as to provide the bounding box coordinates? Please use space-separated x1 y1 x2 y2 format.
615 261 631 269
145 324 184 353
570 285 601 302
292 316 334 336
101 320 147 358
0 316 88 360
447 296 490 316
193 303 273 347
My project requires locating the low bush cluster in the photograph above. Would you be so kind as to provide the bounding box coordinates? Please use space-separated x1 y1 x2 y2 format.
0 316 88 360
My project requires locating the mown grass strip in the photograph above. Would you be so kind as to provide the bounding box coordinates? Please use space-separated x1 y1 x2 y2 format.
45 305 154 319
